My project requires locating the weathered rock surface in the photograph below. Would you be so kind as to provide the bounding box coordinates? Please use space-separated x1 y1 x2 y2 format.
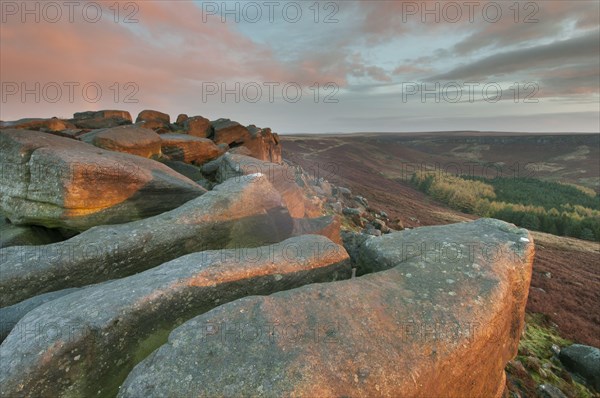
0 236 350 397
135 119 171 134
291 215 342 244
175 114 188 125
216 153 320 218
0 117 74 132
0 287 81 342
0 217 64 248
159 159 204 182
81 125 162 158
537 384 568 398
0 174 292 306
119 219 534 398
246 125 282 163
559 344 600 390
211 119 281 162
136 110 170 124
71 110 132 129
0 129 205 231
183 116 211 138
160 133 223 164
211 118 251 146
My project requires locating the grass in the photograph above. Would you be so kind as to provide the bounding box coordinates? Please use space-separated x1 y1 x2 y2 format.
509 313 598 398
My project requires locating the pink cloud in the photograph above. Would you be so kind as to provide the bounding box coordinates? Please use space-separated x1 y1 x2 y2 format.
0 1 351 120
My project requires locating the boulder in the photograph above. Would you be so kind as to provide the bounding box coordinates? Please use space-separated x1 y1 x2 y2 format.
71 110 132 129
160 133 223 164
0 117 74 132
0 129 205 231
291 215 342 244
211 120 281 163
246 125 282 163
211 118 251 146
119 219 534 398
216 153 308 218
537 384 568 398
0 217 64 248
353 218 533 276
175 114 189 125
183 116 211 138
80 125 162 158
135 119 171 134
0 287 81 342
559 344 600 390
136 110 170 124
0 236 350 397
228 146 253 156
159 159 204 181
0 174 293 306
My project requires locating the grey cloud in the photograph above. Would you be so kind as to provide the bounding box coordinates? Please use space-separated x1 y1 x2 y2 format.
431 30 600 81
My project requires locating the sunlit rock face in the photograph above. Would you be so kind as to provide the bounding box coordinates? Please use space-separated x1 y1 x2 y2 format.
159 133 224 165
0 174 294 307
119 219 534 398
0 129 205 231
0 236 350 398
216 153 322 218
212 119 282 163
0 117 75 132
71 110 133 129
182 115 211 138
80 125 162 158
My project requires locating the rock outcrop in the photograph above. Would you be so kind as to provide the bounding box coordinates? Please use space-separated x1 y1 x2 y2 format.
246 125 282 163
183 115 211 138
0 108 538 397
0 129 205 231
136 110 170 125
160 133 223 164
80 125 162 158
0 236 350 397
216 153 321 218
119 219 534 398
0 117 75 132
291 215 342 244
71 110 132 129
559 344 600 390
212 119 281 162
0 174 293 306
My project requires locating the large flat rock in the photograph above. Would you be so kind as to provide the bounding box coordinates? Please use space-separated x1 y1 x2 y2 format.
119 219 534 398
0 129 205 231
0 174 293 306
0 235 350 397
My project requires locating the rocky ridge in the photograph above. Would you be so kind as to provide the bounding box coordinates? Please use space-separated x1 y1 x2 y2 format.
0 109 541 397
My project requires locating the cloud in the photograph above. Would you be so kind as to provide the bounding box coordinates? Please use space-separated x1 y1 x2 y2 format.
430 30 600 81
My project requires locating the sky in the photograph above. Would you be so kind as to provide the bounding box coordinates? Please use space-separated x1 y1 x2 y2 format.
1 0 599 133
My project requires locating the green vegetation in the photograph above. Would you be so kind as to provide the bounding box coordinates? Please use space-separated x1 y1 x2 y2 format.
510 313 597 398
411 172 600 241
